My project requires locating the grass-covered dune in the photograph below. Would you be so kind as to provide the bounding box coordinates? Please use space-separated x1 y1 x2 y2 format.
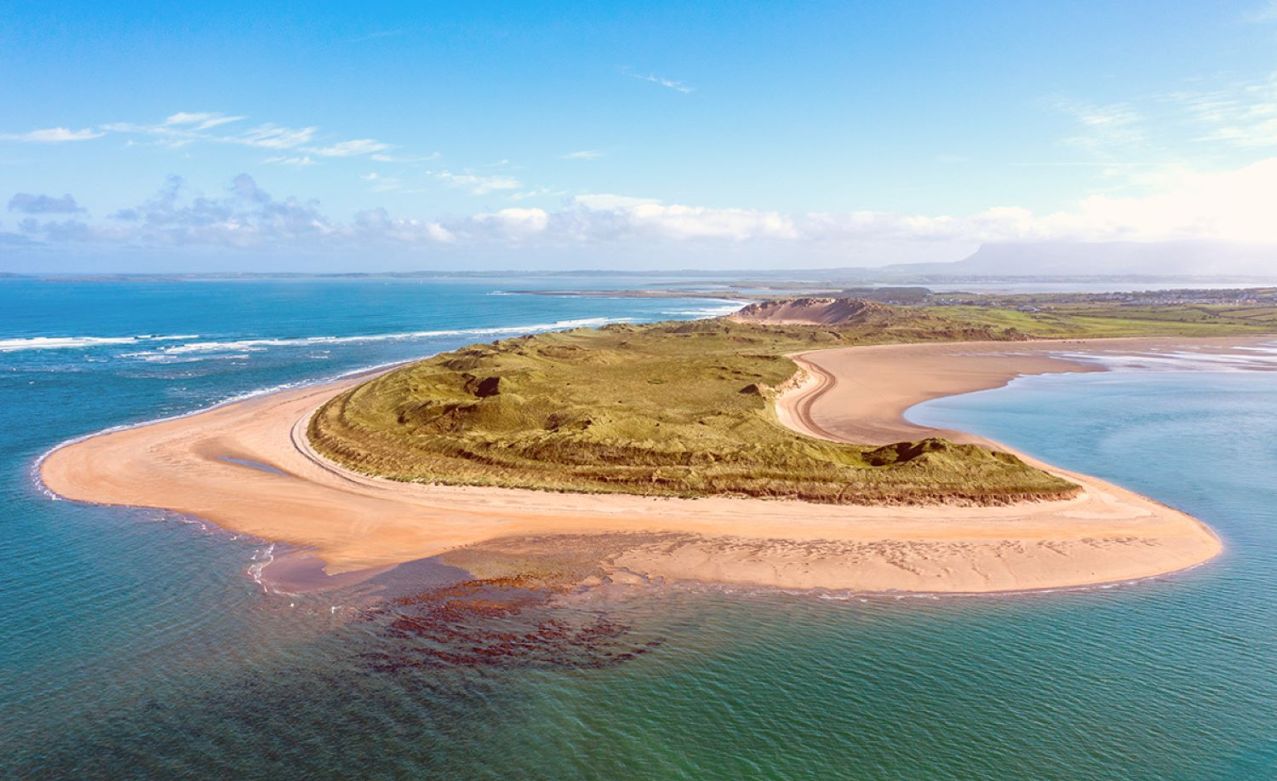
309 299 1276 506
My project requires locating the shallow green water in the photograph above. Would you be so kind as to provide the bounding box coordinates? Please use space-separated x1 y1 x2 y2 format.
2 280 1274 779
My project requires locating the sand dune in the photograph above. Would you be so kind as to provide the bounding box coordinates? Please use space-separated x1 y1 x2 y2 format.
728 297 887 325
40 336 1255 594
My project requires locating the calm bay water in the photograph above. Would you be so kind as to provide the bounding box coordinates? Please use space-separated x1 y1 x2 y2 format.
2 278 1275 780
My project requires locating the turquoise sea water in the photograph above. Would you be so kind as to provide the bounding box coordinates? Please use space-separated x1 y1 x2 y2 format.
2 279 1275 780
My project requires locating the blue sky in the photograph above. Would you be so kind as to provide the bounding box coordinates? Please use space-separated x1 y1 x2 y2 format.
3 0 1277 271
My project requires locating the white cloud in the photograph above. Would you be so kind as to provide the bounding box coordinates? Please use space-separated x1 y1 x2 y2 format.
307 138 393 157
99 174 335 247
164 112 245 130
1051 73 1277 158
0 127 103 143
472 207 550 236
562 149 604 160
370 151 441 163
18 157 1277 259
433 170 522 195
427 223 456 242
631 72 695 94
1169 74 1277 148
99 120 197 148
1064 157 1277 242
510 187 565 201
795 159 1277 246
1053 100 1144 151
557 160 1277 246
104 113 413 161
263 155 316 167
360 171 402 192
228 124 318 150
607 201 796 240
353 207 454 242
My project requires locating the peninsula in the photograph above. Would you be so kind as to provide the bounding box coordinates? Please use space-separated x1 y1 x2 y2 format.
41 297 1277 594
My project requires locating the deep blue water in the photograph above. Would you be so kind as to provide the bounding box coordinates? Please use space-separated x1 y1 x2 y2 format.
2 278 1275 780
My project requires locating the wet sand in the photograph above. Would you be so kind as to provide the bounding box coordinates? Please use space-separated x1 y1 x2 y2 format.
40 336 1260 594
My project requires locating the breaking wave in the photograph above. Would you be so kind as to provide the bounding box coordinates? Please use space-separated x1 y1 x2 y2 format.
0 334 197 353
128 317 630 357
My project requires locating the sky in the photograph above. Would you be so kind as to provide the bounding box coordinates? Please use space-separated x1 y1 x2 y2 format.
3 0 1277 272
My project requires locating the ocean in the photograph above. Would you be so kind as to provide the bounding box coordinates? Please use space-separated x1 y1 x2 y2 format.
2 277 1274 780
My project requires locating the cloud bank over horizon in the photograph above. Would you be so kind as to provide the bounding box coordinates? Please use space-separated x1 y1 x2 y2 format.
6 156 1277 272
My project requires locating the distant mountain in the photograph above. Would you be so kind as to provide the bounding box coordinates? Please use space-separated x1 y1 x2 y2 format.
886 241 1277 279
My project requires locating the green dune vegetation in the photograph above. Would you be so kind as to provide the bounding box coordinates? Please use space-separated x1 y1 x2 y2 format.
308 299 1277 505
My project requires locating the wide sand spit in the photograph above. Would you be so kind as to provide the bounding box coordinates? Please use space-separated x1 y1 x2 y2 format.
43 335 1268 594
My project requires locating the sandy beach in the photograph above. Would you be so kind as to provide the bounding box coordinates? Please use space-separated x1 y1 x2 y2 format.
40 335 1262 594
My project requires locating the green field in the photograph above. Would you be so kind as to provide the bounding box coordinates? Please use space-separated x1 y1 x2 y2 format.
308 301 1277 505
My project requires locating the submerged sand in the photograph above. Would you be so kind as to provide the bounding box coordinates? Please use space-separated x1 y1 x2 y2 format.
40 336 1261 594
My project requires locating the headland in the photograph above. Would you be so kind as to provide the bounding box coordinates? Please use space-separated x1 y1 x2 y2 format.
41 297 1277 594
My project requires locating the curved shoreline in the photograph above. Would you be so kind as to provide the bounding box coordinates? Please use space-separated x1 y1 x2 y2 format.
39 335 1256 595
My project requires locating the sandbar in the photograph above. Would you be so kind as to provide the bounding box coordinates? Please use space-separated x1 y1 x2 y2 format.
40 335 1263 594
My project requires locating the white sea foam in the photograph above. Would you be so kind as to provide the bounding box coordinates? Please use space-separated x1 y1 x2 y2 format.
660 301 749 317
1235 344 1277 353
247 543 276 591
129 317 630 357
1057 347 1277 373
0 334 198 353
7 318 632 359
